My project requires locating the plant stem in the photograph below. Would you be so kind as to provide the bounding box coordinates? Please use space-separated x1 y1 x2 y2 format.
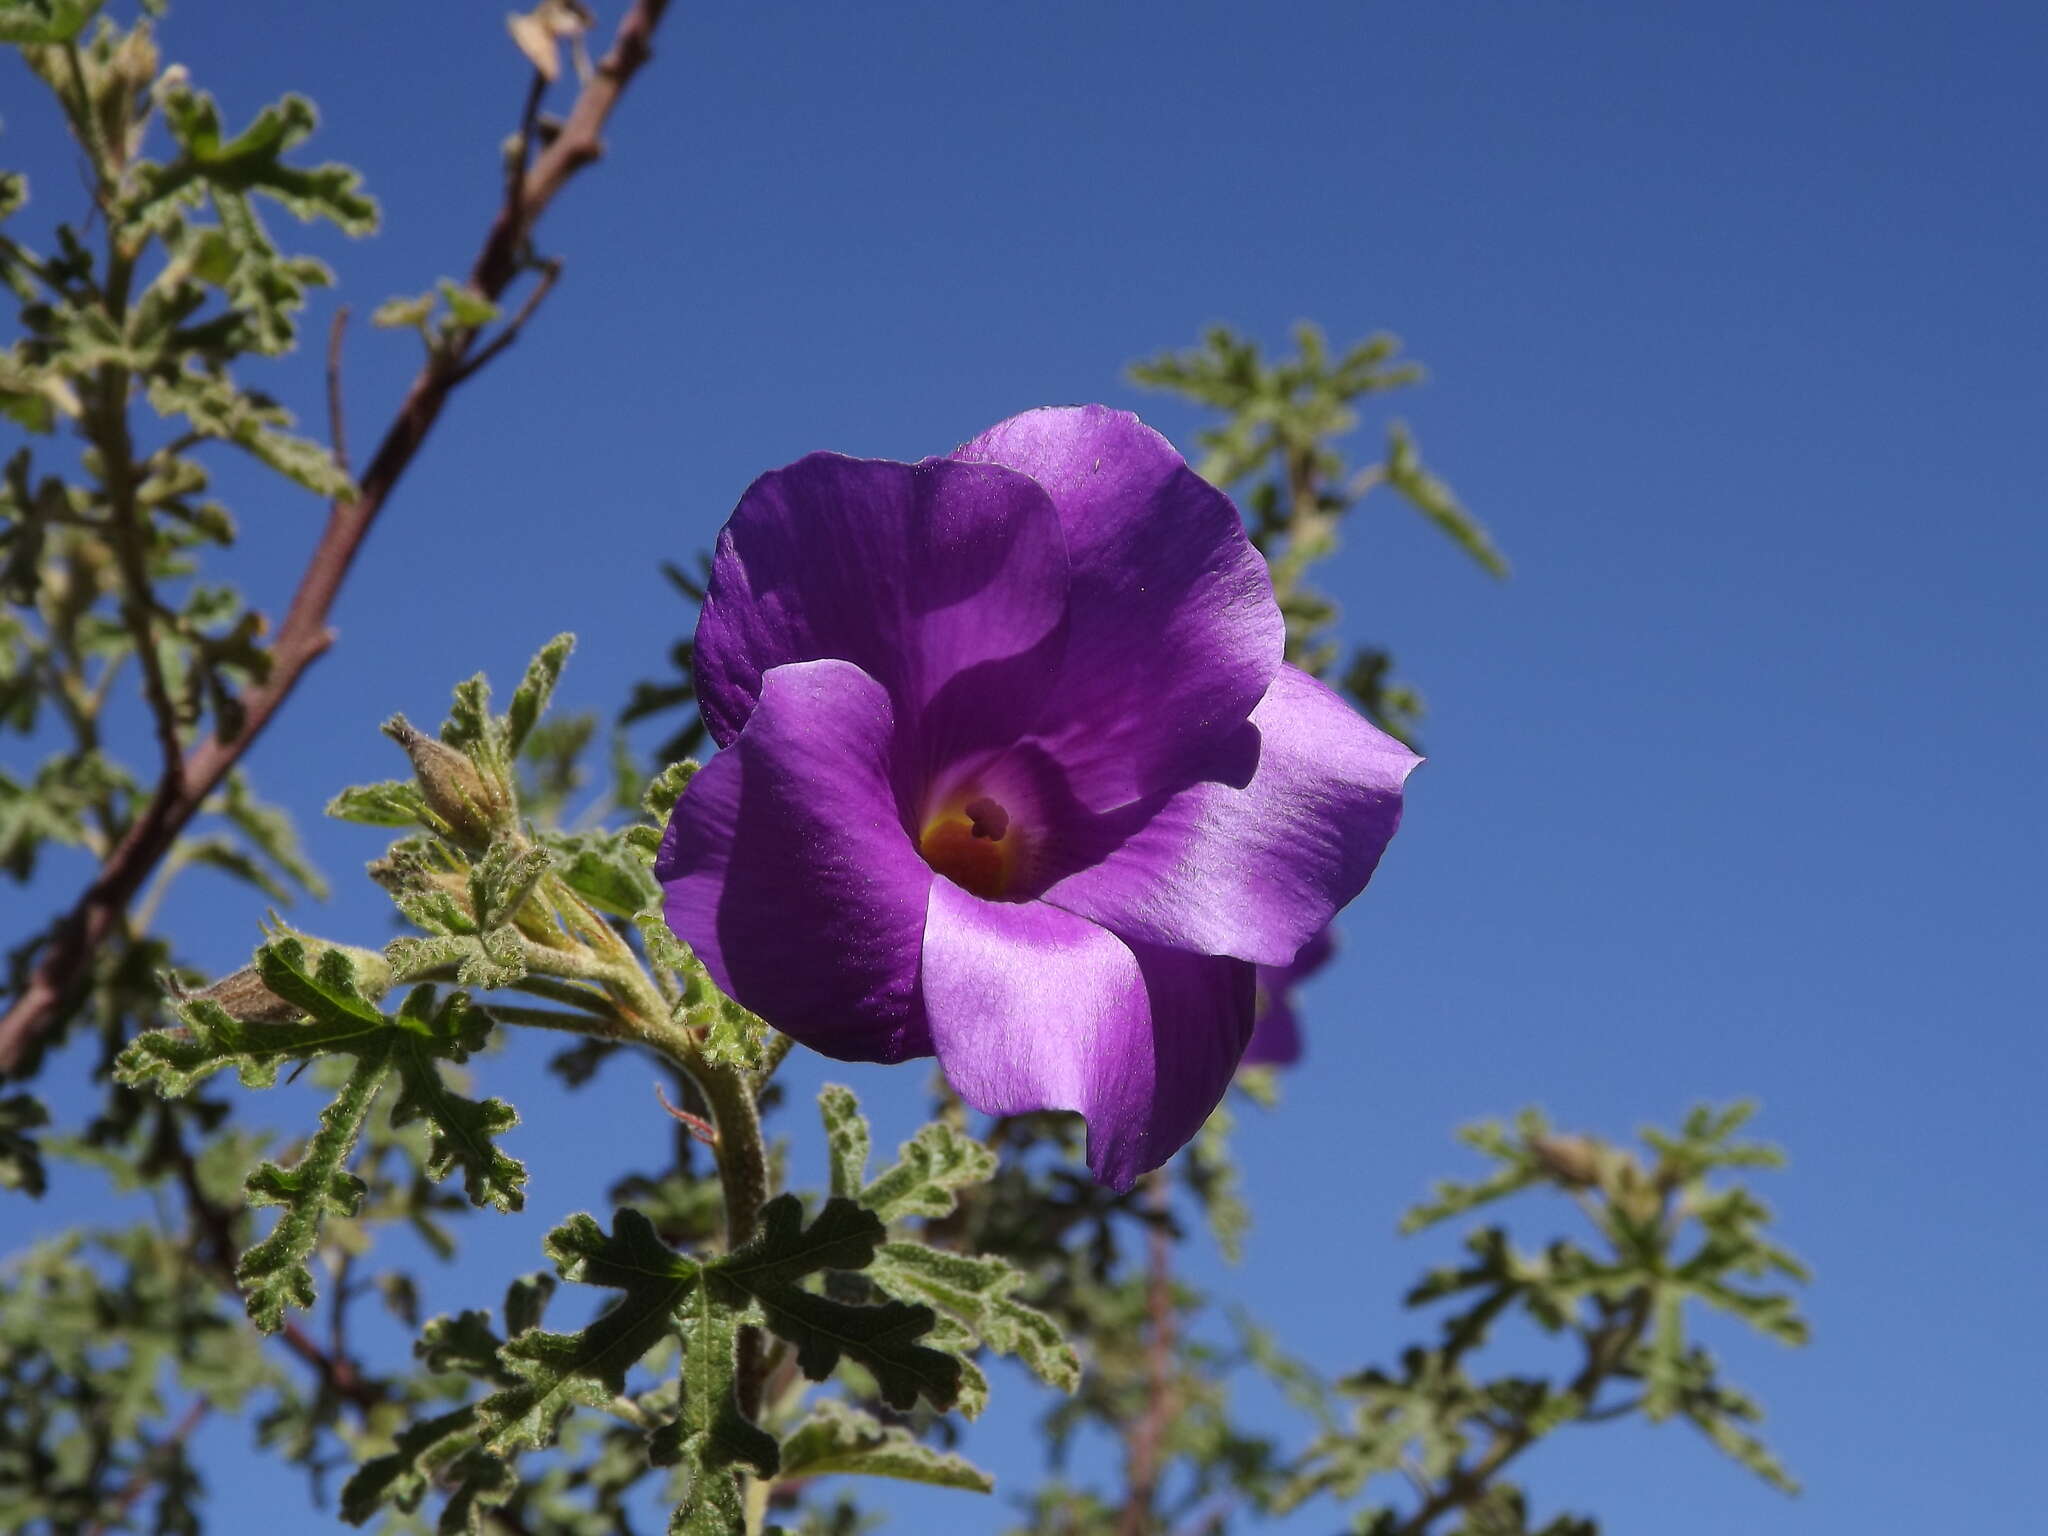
1119 1172 1179 1536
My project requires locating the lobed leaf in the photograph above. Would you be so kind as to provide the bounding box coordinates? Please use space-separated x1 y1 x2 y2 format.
236 1050 388 1330
707 1195 961 1412
658 1275 780 1536
867 1242 1079 1394
326 778 430 826
858 1120 996 1223
506 632 573 753
776 1399 992 1492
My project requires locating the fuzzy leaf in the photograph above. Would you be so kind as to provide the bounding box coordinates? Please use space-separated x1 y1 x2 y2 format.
708 1195 961 1412
658 1273 780 1536
859 1121 996 1223
237 1049 386 1329
699 996 769 1071
145 370 354 498
119 942 519 1326
135 88 377 234
545 829 659 917
339 1406 489 1525
776 1399 992 1492
641 758 701 821
818 1085 870 1201
475 1209 699 1455
386 993 526 1213
506 632 573 753
867 1242 1079 1393
326 779 429 826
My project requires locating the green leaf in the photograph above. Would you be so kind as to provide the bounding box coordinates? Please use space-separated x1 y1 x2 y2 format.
545 829 659 917
1385 421 1507 578
144 370 354 498
119 941 520 1327
387 996 526 1214
442 673 494 753
506 632 573 753
469 836 550 929
699 995 770 1072
776 1399 992 1492
417 1309 515 1384
659 1273 780 1536
0 1093 51 1197
708 1195 961 1412
437 278 500 331
237 1048 386 1330
635 908 695 974
866 1242 1079 1393
370 292 434 331
339 1405 491 1525
858 1120 996 1223
134 88 377 235
0 0 103 45
641 758 700 821
215 771 327 899
475 1208 699 1455
325 778 430 826
818 1084 870 1201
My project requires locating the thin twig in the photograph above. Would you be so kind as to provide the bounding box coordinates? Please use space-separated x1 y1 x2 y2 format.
325 306 351 480
1118 1172 1179 1536
450 257 562 384
0 0 675 1075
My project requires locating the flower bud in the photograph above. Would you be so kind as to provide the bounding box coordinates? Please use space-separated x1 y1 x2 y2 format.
383 714 510 845
1531 1133 1604 1188
182 943 393 1023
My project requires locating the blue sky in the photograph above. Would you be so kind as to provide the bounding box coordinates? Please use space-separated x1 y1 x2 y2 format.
9 1 2046 1531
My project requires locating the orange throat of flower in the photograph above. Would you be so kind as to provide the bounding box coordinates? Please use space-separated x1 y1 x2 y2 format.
918 795 1020 900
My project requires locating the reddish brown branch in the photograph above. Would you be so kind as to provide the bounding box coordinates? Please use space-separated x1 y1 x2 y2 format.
1119 1173 1180 1536
0 0 674 1075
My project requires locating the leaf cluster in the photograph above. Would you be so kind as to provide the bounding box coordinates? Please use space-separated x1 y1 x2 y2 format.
1277 1103 1809 1534
348 1084 1083 1535
1131 322 1504 745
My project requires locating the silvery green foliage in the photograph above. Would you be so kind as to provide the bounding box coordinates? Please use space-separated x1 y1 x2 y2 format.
0 8 1808 1536
1132 323 1505 747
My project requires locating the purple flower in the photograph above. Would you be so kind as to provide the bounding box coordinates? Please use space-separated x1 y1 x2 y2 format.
656 406 1418 1188
1244 928 1337 1069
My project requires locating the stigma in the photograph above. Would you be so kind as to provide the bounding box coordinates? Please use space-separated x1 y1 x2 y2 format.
919 794 1021 900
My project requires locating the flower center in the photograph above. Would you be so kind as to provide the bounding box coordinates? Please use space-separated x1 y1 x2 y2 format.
919 794 1020 900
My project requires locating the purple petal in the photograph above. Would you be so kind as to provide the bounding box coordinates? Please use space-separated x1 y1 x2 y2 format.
1042 666 1420 966
657 659 935 1063
1241 993 1302 1067
955 406 1282 809
694 453 1069 776
1245 928 1337 1068
921 883 1254 1188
